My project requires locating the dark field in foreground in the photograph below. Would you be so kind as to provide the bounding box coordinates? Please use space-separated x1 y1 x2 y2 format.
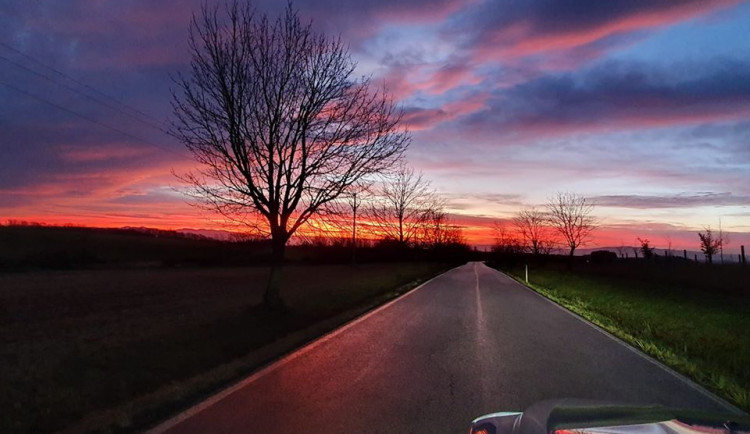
494 260 750 412
0 263 449 433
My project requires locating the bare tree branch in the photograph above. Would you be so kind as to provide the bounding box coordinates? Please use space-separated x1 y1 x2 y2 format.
513 207 554 255
420 208 465 248
171 1 409 307
698 226 724 264
545 192 597 257
492 221 524 255
367 166 438 246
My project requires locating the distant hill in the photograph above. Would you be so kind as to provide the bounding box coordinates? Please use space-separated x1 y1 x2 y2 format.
176 228 240 241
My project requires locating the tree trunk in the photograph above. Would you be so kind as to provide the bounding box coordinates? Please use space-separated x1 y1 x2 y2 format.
264 235 286 310
566 245 576 269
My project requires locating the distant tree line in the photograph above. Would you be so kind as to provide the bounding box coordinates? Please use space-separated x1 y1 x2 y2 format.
492 192 597 258
489 193 744 266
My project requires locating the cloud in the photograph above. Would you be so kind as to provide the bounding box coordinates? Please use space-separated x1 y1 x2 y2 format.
592 192 750 209
1 117 186 189
297 0 477 43
57 146 153 163
453 0 741 66
2 1 195 71
459 59 750 139
421 61 482 94
402 92 488 130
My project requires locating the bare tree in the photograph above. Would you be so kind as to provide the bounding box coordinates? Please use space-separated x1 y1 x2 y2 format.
368 166 438 246
698 227 722 264
421 209 465 247
545 192 596 257
513 207 553 255
492 221 524 255
171 2 408 308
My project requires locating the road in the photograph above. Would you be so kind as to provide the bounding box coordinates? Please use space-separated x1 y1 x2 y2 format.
152 262 739 434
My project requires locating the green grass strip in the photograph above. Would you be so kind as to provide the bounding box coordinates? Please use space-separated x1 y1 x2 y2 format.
502 267 749 413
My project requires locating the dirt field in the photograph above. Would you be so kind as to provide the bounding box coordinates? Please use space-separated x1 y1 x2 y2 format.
0 263 448 433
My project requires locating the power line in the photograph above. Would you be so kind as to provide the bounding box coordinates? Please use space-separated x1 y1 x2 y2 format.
0 52 168 133
0 41 165 130
1 80 186 158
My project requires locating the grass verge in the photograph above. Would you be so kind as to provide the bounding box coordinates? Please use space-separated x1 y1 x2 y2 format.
495 263 749 413
1 262 453 433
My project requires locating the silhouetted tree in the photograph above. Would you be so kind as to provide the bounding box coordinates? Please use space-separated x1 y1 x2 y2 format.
698 227 722 264
637 237 655 260
513 207 553 255
545 192 596 257
171 2 408 308
492 222 524 255
369 166 438 246
421 209 465 248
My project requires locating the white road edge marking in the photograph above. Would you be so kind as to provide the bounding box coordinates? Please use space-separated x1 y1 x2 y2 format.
483 263 745 415
146 264 463 434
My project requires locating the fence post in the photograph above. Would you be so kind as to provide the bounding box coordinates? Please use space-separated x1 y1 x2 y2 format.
694 254 698 262
683 249 687 259
742 245 746 264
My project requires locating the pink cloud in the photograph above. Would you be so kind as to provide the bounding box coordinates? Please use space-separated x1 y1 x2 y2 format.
470 0 741 66
402 93 489 131
422 63 482 94
372 0 478 24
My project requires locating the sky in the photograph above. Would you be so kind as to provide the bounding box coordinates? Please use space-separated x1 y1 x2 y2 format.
2 0 750 253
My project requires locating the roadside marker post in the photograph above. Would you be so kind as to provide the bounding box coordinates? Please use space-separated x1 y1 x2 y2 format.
525 264 528 283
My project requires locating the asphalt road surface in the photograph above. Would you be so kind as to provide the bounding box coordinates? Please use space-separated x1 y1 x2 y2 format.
152 262 740 434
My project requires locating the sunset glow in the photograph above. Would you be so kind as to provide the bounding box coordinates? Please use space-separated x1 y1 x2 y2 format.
2 0 749 253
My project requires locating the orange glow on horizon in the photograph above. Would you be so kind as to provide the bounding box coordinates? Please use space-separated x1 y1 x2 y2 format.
7 211 747 254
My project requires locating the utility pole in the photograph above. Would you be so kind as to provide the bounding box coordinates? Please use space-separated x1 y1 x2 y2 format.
719 218 724 263
351 192 358 265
